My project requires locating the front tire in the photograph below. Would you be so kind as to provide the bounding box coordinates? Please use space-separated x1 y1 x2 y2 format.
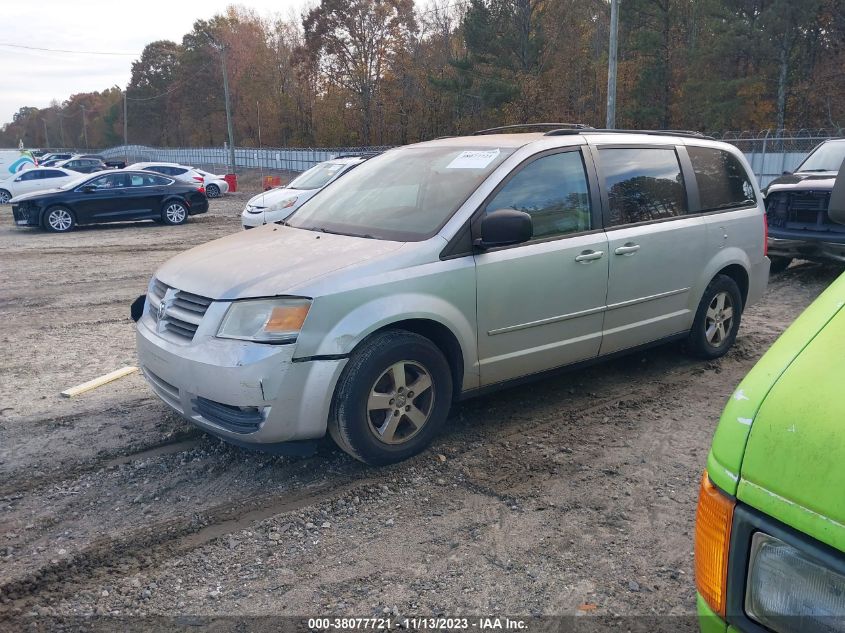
687 275 743 359
0 189 11 204
328 330 453 465
206 184 221 198
162 201 188 225
42 206 76 233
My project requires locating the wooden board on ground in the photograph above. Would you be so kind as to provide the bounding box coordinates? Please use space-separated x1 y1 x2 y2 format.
61 366 139 398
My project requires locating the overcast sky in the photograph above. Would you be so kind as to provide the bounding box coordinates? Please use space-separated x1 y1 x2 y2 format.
0 0 307 125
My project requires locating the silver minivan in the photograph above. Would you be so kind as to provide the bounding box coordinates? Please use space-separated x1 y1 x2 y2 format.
135 128 770 464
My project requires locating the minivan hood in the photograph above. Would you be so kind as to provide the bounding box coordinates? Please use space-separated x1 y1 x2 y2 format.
737 305 845 551
155 224 405 300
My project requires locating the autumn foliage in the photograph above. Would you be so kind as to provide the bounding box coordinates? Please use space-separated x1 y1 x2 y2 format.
2 0 844 149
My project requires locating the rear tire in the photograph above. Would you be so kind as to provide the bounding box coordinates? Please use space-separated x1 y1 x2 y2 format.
687 275 743 359
162 201 188 225
0 189 10 204
42 206 76 233
328 330 453 465
768 256 792 274
206 184 221 198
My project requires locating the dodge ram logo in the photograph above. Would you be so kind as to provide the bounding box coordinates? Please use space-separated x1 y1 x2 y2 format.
157 300 167 321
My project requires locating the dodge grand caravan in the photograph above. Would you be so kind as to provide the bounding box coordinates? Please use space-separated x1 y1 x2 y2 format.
135 126 770 464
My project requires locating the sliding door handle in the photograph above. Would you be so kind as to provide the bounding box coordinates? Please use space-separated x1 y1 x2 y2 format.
575 250 605 263
614 243 641 255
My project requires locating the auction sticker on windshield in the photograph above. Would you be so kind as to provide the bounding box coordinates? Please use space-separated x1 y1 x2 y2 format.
446 149 500 169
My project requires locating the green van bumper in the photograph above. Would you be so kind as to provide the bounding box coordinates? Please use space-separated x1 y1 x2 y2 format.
696 593 727 633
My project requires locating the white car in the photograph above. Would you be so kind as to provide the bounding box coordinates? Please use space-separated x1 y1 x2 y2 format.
0 167 78 204
241 155 370 229
126 162 205 186
192 169 229 198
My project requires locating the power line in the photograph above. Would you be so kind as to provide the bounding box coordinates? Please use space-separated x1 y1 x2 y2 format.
126 83 182 101
0 42 138 56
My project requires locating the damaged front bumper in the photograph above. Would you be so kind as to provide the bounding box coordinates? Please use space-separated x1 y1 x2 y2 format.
135 302 347 447
12 202 42 227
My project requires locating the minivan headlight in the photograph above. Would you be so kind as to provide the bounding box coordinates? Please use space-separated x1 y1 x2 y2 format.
745 532 845 633
217 298 311 343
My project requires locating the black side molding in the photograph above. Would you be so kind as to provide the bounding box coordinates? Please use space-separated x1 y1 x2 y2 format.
130 294 146 323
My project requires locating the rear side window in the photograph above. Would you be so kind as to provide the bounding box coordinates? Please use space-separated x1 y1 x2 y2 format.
485 151 592 239
149 175 170 185
687 146 756 211
41 170 64 179
599 148 687 226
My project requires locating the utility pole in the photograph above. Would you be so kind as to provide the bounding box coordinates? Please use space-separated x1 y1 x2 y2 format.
606 0 620 129
123 91 129 163
80 105 89 149
219 45 236 174
41 118 50 148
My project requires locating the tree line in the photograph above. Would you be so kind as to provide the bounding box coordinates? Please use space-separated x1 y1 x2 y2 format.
2 0 843 150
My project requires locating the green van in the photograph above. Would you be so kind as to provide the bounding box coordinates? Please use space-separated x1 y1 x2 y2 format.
695 272 845 633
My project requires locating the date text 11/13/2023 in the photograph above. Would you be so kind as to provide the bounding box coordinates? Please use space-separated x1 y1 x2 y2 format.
307 617 528 630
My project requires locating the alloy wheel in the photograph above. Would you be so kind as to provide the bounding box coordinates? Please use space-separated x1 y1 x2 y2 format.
366 361 435 445
165 203 187 224
48 208 73 231
705 291 734 346
0 190 10 204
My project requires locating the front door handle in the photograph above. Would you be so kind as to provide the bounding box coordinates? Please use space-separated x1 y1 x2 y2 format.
614 243 641 256
575 250 605 263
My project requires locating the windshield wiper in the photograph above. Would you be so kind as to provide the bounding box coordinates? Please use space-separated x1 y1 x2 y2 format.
798 169 834 173
303 226 376 239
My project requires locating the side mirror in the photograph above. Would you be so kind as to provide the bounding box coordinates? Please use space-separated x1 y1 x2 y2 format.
782 170 792 176
827 158 845 225
474 209 533 249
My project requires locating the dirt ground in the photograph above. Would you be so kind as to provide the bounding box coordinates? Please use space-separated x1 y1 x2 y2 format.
0 190 841 630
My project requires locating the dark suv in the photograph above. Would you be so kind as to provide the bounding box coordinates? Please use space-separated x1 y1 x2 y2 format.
764 139 845 272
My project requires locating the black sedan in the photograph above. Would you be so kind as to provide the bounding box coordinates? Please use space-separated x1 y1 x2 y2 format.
11 170 209 232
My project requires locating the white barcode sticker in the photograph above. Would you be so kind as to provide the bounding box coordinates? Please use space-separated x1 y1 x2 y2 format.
446 149 500 169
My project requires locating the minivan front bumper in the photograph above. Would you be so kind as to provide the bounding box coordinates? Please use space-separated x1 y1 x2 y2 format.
136 316 347 445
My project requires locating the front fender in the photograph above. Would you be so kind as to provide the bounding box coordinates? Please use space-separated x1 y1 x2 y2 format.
296 291 479 392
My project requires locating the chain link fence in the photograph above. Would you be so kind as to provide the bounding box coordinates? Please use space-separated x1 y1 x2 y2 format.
94 129 844 186
96 144 391 174
713 129 844 187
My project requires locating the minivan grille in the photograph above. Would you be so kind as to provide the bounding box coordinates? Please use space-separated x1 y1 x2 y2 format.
148 279 212 342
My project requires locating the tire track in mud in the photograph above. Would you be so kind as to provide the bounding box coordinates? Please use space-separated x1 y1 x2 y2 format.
0 352 709 611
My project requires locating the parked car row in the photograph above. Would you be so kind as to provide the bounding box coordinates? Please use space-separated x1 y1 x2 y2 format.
1 158 230 208
10 170 208 231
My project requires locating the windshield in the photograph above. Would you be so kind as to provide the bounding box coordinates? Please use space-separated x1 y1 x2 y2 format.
287 145 516 241
797 141 845 172
287 162 349 190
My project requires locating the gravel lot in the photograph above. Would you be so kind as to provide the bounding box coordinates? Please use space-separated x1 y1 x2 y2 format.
0 190 841 629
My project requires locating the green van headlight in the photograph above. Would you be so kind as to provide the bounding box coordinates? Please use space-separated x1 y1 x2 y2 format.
745 532 845 633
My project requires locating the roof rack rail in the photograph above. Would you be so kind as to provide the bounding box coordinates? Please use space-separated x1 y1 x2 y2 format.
473 123 593 136
331 152 382 160
545 128 713 140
